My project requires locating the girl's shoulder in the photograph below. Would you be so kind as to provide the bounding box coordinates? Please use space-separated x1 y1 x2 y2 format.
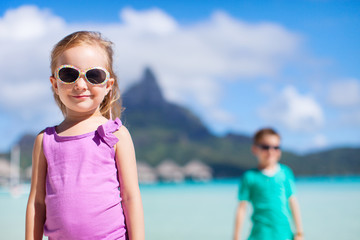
112 121 135 152
32 130 46 153
113 123 131 141
35 129 46 140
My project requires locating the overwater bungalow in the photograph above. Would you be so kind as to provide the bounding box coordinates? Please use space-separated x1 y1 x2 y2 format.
156 160 184 183
184 160 212 181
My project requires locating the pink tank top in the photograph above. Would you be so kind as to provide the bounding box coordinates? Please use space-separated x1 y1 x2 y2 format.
42 118 126 240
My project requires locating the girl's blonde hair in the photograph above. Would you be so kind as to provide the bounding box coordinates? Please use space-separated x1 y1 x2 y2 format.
50 31 122 119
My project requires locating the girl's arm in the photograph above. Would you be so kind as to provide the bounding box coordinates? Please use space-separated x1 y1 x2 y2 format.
289 196 304 240
233 201 248 240
115 126 145 240
26 133 47 240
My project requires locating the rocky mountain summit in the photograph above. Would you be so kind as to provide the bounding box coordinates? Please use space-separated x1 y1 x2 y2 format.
122 67 210 140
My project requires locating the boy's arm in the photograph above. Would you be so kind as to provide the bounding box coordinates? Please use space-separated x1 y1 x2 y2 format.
233 201 248 240
26 133 47 240
289 196 304 240
115 126 145 240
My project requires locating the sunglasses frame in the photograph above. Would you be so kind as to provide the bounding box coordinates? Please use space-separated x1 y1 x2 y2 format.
256 144 281 151
55 64 110 85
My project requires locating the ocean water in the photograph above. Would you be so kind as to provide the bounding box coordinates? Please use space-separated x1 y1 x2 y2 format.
1 177 359 239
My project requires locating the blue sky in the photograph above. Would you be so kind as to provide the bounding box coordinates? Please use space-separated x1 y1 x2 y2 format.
0 0 359 153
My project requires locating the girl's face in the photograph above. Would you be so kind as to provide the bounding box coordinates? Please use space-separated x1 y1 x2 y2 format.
252 134 281 169
50 44 114 117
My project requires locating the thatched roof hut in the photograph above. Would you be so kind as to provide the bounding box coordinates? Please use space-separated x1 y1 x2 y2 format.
184 160 212 181
156 160 184 182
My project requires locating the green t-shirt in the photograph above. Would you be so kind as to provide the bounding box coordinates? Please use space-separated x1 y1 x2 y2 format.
238 164 296 240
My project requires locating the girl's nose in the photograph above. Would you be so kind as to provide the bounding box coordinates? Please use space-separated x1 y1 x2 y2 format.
74 76 88 90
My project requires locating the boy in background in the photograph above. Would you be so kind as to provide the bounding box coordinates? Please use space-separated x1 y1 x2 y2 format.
233 128 304 240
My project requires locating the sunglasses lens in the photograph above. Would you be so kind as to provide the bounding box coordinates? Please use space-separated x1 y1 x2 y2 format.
58 67 79 83
257 145 280 150
86 69 107 84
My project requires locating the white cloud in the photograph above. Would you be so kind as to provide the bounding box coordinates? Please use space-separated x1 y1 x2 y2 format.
327 79 360 107
120 7 178 35
259 86 324 131
0 5 65 41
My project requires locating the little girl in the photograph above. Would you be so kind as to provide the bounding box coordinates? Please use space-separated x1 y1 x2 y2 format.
26 31 144 240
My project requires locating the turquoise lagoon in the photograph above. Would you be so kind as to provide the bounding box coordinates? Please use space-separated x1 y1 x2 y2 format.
1 177 359 239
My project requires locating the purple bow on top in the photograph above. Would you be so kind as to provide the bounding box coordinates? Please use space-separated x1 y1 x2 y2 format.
96 118 122 147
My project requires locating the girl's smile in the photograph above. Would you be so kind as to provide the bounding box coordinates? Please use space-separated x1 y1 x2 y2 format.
72 95 92 98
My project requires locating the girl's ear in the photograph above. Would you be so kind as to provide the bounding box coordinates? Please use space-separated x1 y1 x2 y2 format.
50 76 59 94
106 78 115 94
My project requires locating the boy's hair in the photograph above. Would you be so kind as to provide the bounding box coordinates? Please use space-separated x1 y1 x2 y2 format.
253 128 280 144
50 31 122 119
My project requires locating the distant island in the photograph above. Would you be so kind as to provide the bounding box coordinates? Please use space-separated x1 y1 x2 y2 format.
1 67 359 184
